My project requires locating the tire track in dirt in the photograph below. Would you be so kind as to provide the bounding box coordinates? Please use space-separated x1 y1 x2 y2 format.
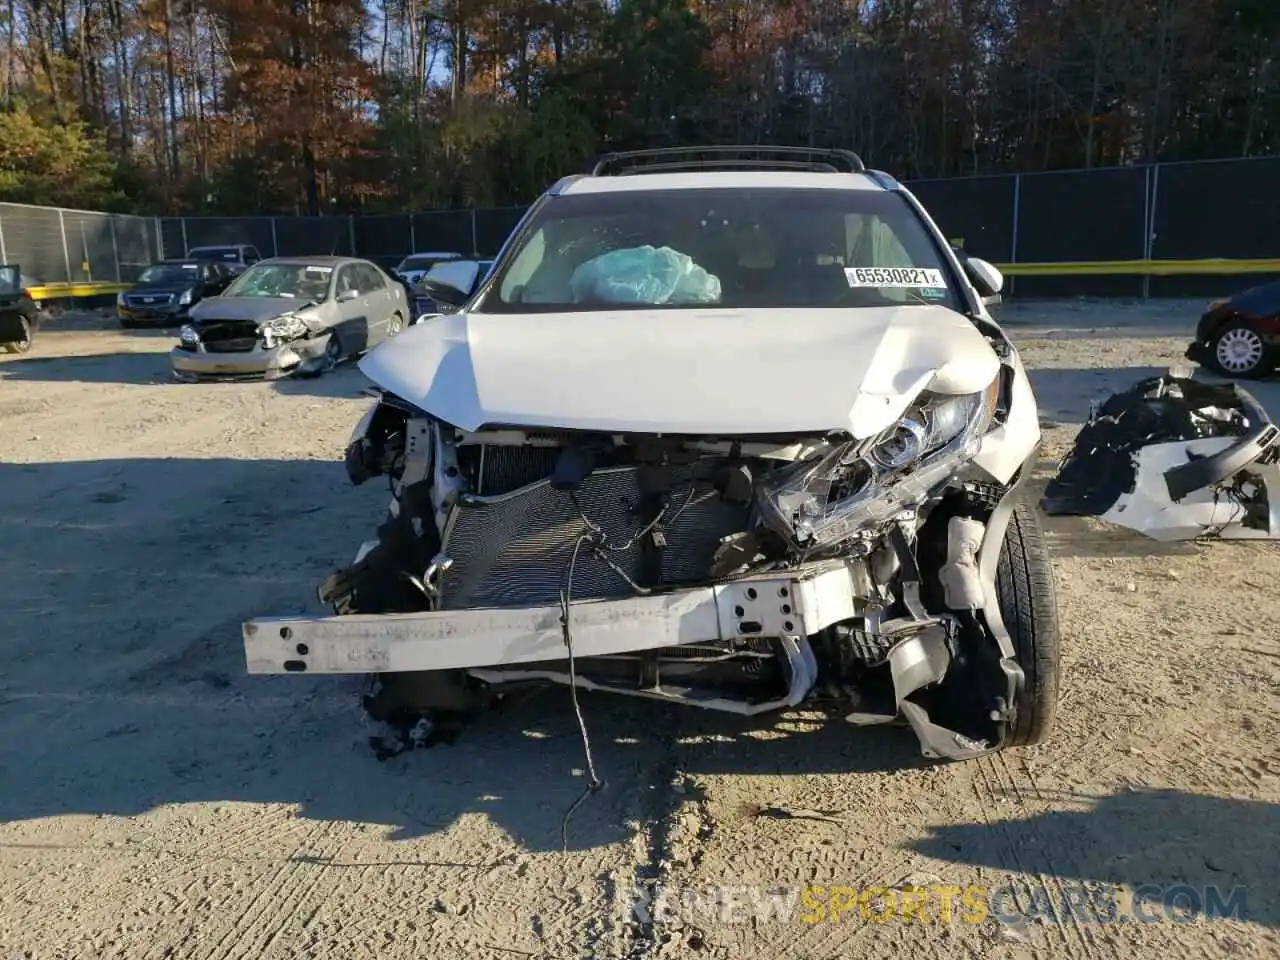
978 751 1108 955
200 818 346 960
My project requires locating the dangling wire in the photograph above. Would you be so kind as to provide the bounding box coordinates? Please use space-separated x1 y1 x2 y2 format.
559 532 606 852
557 479 699 851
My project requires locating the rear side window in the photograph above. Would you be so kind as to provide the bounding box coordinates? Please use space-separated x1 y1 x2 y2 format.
0 265 20 296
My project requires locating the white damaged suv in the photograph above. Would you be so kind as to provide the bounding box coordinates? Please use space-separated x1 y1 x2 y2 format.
243 146 1061 761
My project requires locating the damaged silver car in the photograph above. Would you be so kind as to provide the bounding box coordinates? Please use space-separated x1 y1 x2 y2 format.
1041 372 1280 541
171 256 407 381
242 146 1061 762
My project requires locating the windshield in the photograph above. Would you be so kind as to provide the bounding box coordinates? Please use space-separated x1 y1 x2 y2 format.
400 255 457 271
189 247 241 262
225 262 332 301
139 263 200 285
479 188 962 313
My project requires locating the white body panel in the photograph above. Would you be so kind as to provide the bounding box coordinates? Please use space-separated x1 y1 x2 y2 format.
1100 437 1280 541
358 304 1009 441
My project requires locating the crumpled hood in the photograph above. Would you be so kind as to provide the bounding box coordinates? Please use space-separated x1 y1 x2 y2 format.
359 306 1003 438
189 297 318 325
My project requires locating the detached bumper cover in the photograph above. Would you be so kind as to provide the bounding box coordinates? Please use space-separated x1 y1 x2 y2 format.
1041 374 1280 541
244 564 863 675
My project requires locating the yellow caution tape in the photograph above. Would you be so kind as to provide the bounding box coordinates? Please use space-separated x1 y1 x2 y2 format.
997 259 1280 276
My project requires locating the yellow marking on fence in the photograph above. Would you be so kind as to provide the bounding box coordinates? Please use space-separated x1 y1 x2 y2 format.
997 258 1280 276
26 282 132 301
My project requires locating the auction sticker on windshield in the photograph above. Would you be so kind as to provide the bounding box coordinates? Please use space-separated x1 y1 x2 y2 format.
845 267 947 288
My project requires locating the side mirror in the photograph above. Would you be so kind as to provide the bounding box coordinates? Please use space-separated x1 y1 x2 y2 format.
962 256 1004 299
421 260 481 309
337 288 359 303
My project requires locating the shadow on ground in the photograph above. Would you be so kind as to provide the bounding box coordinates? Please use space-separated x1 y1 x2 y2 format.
910 788 1280 927
0 349 373 395
1028 365 1280 425
0 351 172 385
0 454 924 857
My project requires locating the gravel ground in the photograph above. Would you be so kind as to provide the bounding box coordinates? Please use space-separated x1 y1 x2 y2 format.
1 300 1277 960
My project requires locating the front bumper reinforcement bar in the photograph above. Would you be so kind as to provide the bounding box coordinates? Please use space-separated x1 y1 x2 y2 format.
243 563 865 676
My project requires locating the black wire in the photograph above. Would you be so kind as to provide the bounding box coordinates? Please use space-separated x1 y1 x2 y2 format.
556 480 698 851
559 532 606 853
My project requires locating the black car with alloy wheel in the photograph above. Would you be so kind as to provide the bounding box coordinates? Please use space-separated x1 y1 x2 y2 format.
0 264 40 354
1186 279 1280 379
118 259 234 328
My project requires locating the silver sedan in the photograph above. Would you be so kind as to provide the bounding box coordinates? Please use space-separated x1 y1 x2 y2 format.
170 256 407 381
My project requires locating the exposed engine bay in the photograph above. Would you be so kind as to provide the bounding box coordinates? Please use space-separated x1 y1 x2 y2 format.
238 323 1059 766
1041 373 1280 541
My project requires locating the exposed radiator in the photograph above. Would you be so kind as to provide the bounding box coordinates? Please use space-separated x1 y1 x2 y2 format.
438 464 750 609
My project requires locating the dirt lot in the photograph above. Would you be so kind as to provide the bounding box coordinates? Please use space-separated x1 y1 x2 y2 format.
1 301 1277 960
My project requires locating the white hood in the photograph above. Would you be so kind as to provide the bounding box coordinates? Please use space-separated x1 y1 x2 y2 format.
358 305 1002 439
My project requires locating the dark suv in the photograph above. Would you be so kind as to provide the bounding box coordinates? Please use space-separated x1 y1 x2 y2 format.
0 264 40 354
118 260 234 328
185 244 263 276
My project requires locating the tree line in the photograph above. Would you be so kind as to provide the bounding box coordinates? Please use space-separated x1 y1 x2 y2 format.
1 0 1276 215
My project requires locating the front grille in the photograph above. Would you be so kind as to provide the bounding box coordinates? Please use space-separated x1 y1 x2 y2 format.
126 293 175 308
204 337 259 353
197 320 260 353
439 465 750 609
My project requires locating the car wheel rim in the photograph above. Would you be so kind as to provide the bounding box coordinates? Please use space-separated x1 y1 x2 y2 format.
1216 328 1264 372
388 315 403 336
16 320 31 351
323 339 341 371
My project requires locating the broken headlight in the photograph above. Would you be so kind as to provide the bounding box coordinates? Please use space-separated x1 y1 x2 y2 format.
758 382 999 549
259 313 308 347
179 324 199 345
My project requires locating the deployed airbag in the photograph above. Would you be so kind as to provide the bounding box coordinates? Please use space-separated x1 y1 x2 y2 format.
1041 374 1280 541
568 245 722 306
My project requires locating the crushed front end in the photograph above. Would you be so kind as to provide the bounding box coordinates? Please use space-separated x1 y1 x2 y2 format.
244 336 1057 762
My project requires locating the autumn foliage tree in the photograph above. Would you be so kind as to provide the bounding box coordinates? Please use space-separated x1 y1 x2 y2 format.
0 0 1276 212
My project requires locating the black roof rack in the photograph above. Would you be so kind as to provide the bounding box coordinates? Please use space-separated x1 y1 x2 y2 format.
590 145 867 177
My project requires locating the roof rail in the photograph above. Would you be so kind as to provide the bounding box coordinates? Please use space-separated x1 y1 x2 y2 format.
590 145 867 177
865 169 901 190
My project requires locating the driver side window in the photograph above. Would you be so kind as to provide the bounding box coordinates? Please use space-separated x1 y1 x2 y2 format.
336 266 359 296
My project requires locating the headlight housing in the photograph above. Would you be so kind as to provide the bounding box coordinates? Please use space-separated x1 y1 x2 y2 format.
179 324 199 345
259 313 309 347
116 293 126 307
758 382 1000 549
178 288 194 306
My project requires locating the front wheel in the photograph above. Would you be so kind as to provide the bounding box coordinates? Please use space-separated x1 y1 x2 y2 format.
995 496 1062 747
2 317 32 353
1206 321 1270 379
319 335 344 374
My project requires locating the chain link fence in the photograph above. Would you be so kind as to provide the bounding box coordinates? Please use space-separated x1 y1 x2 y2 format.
3 157 1278 297
0 202 161 286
